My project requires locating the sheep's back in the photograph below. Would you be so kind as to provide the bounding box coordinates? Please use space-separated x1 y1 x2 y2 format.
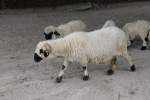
63 27 127 63
86 27 127 63
123 20 150 35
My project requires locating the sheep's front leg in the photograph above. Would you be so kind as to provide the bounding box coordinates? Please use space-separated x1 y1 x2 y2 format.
82 66 89 81
122 51 136 72
56 60 68 83
107 56 117 75
81 58 89 81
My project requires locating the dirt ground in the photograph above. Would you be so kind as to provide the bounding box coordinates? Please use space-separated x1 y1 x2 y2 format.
0 1 150 100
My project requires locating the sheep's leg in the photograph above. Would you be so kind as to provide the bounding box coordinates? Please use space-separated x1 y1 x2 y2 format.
82 66 89 81
130 40 134 44
56 60 68 83
145 30 150 44
81 58 89 81
107 56 117 75
122 51 136 72
141 36 148 50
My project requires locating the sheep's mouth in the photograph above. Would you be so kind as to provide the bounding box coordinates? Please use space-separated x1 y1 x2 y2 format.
34 53 43 62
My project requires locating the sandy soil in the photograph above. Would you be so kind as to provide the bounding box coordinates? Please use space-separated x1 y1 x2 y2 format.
0 1 150 100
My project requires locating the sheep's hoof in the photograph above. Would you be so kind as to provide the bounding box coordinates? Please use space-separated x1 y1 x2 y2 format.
107 69 114 75
130 65 136 72
56 76 63 83
141 46 147 50
83 75 89 81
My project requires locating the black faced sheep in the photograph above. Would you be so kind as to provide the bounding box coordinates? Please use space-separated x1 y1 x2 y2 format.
35 26 136 83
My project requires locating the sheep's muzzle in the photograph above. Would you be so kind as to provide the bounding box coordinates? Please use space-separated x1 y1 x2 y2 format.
34 53 43 62
43 32 52 40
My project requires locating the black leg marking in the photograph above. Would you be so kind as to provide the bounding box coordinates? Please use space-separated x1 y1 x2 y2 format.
56 76 63 83
111 57 117 65
107 56 116 75
145 29 150 42
130 40 134 44
141 46 147 50
145 37 149 42
107 69 114 75
83 74 89 81
82 66 86 72
130 64 136 72
62 65 65 70
82 66 89 81
82 66 86 70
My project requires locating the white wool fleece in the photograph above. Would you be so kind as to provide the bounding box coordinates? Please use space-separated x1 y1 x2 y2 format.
102 20 116 28
44 20 87 39
123 20 150 47
40 26 130 65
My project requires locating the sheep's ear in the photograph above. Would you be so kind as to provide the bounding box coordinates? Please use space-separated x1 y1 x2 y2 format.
54 31 60 36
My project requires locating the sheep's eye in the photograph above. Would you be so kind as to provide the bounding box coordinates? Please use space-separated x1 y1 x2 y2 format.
43 50 49 57
40 49 44 54
54 31 60 36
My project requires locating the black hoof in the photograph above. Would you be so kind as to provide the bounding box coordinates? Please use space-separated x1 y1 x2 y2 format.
83 75 89 81
130 65 136 72
107 69 114 75
141 46 147 50
56 76 63 83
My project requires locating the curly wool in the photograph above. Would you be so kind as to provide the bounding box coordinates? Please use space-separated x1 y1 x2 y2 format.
102 20 116 28
44 20 87 39
38 26 128 65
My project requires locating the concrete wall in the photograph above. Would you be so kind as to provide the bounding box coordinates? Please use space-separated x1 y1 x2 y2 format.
0 0 149 9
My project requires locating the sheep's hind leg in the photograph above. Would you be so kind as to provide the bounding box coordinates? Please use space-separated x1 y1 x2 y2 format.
82 66 89 81
122 51 136 72
141 37 148 50
107 56 117 75
56 60 68 83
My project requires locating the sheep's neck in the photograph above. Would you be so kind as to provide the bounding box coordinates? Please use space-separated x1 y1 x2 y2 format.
50 39 68 57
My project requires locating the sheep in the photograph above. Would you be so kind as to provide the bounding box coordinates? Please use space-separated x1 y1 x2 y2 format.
34 26 136 83
123 20 150 50
43 20 87 40
102 20 116 28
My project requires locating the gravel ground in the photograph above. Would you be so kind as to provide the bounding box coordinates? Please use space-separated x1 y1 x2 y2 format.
0 1 150 100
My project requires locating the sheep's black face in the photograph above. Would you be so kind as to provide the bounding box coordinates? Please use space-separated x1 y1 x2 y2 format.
34 53 43 62
43 32 53 40
40 49 49 58
43 31 60 40
54 31 60 36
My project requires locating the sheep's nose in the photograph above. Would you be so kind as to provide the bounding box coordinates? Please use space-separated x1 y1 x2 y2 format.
43 32 52 40
34 53 43 62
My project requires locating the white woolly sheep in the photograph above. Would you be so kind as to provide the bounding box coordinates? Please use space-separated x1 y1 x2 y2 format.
43 20 87 40
123 20 150 50
102 20 116 28
34 26 136 83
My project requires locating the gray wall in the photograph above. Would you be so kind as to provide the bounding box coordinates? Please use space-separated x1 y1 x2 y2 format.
0 0 149 9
